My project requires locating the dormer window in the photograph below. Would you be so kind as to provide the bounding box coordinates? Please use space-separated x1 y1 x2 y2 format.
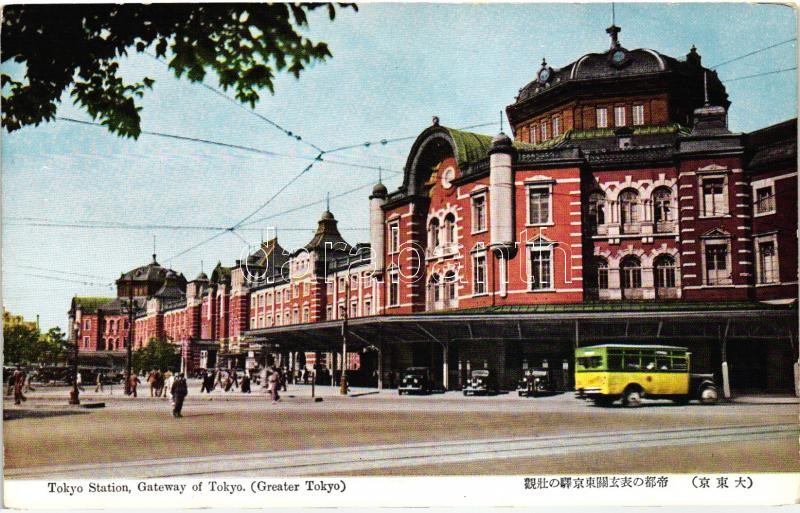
596 107 608 128
614 106 626 127
633 104 645 125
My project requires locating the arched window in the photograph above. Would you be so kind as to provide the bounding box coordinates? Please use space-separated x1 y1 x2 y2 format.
588 191 606 234
443 213 456 246
618 189 640 231
444 270 457 305
429 273 441 305
620 255 642 292
428 218 440 251
654 255 676 289
596 257 609 290
653 187 673 230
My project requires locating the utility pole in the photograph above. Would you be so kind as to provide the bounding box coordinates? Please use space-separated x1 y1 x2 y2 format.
340 275 349 395
69 320 80 405
125 283 134 395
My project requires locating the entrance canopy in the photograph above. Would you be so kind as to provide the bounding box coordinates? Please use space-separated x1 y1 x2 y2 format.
242 301 797 352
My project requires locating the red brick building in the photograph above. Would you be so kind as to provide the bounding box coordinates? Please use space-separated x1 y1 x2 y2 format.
70 25 797 393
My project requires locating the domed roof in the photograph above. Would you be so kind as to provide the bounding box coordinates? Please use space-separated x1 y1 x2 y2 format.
195 271 209 281
516 47 674 104
371 182 388 196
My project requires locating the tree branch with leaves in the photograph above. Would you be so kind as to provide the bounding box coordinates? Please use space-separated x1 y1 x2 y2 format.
1 3 356 138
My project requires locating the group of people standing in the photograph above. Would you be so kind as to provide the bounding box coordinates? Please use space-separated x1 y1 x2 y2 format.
198 368 251 394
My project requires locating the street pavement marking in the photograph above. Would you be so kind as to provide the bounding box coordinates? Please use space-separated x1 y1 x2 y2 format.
5 423 796 479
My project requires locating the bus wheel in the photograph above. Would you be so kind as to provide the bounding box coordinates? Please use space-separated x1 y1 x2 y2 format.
622 386 643 407
699 385 719 405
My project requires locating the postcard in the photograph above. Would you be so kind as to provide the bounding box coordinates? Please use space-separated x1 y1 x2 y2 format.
2 1 798 509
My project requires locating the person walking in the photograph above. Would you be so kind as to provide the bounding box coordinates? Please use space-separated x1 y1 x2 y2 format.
241 373 251 393
268 366 280 404
13 366 26 405
164 370 175 401
76 371 85 391
171 373 188 418
95 371 104 393
199 370 209 393
128 373 140 397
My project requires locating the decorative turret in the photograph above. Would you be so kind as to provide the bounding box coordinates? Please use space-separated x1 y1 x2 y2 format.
369 181 388 273
690 72 730 136
488 132 515 251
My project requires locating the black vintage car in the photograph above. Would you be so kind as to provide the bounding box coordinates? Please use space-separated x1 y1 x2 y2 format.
517 368 556 397
463 369 499 396
398 367 432 395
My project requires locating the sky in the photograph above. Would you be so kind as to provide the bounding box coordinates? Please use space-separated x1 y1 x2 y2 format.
2 2 797 331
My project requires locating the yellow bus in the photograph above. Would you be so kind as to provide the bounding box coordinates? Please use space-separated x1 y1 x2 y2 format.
574 344 720 407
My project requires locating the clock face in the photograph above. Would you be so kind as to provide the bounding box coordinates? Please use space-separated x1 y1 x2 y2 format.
612 50 626 63
440 166 455 189
538 68 551 83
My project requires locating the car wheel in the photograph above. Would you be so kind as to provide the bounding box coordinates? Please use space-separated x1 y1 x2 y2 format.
622 387 643 407
699 385 719 405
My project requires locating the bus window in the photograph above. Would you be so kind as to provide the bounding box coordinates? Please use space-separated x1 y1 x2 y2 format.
623 353 641 370
577 356 603 369
656 357 671 370
607 354 623 370
672 357 687 371
643 355 657 370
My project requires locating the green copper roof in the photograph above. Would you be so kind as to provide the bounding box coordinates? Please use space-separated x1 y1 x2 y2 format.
444 128 494 167
523 123 691 151
426 300 795 315
73 297 115 312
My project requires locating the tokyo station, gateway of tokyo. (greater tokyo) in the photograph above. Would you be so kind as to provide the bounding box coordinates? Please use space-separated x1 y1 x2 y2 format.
69 25 798 394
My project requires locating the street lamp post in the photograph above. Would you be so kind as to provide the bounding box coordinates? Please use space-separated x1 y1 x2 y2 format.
69 321 80 405
123 285 134 395
340 276 349 395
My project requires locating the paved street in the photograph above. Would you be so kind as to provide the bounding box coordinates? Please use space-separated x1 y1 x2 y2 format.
4 381 798 478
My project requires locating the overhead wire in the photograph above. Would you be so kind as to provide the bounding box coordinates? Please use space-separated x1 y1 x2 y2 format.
709 38 795 69
722 67 796 84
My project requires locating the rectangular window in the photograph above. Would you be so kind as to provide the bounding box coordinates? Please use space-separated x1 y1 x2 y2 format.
471 194 487 233
364 299 372 315
552 116 561 137
529 125 538 144
540 121 548 141
326 305 332 321
705 243 729 285
303 282 310 296
614 106 626 127
83 336 90 348
84 319 91 330
598 266 609 290
758 240 778 284
596 107 608 128
529 247 552 290
350 301 358 318
276 314 282 326
528 186 551 225
388 222 400 253
266 315 272 327
473 253 487 295
755 186 775 215
633 104 644 125
389 272 400 306
302 306 309 323
702 178 727 217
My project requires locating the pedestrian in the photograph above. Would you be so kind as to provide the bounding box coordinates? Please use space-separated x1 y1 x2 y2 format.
13 366 26 405
76 371 85 391
267 366 280 404
280 367 287 392
148 370 157 397
164 371 175 401
95 371 104 393
241 373 251 393
154 370 164 397
128 373 140 397
231 370 240 389
171 373 188 418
